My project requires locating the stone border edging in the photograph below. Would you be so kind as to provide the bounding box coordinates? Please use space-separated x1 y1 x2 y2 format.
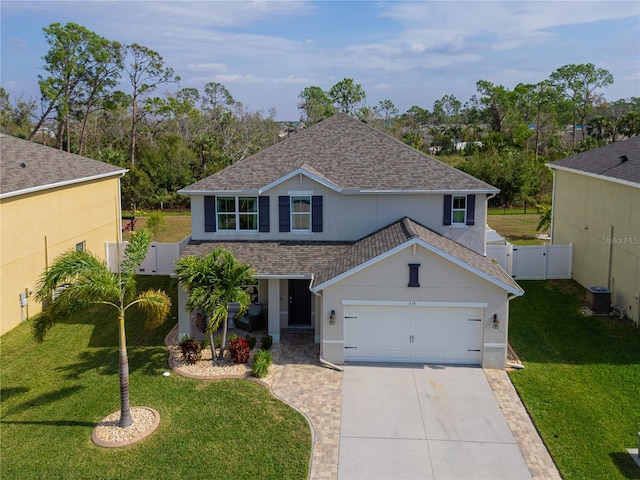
92 407 160 448
163 325 269 388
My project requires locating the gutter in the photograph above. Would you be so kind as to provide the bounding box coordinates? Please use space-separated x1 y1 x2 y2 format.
484 192 498 256
310 274 343 372
505 293 525 370
0 169 128 200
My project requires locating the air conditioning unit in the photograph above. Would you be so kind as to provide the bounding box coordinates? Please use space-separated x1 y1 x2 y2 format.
586 286 611 314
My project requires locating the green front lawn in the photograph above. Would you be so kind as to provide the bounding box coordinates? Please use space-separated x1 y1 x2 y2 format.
0 276 311 480
509 280 640 480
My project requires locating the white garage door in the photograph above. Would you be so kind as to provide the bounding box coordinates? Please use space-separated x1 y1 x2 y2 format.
344 304 483 365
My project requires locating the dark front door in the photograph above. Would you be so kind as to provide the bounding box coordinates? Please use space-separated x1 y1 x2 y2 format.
288 279 312 326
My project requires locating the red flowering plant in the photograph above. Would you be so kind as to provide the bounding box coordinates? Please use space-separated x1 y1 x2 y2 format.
229 337 251 364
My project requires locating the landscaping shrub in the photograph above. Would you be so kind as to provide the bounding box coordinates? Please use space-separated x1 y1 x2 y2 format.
245 334 257 349
252 350 272 378
179 335 202 365
200 336 210 350
214 334 222 348
229 337 251 364
261 335 273 350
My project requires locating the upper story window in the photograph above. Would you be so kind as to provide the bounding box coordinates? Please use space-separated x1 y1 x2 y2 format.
291 195 311 231
452 195 466 225
205 195 269 233
443 194 475 226
216 196 258 231
279 195 323 233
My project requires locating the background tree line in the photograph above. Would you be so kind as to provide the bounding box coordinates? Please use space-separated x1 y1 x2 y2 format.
2 22 639 211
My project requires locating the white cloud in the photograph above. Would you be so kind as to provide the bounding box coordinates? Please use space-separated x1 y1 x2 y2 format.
184 62 227 72
1 0 638 120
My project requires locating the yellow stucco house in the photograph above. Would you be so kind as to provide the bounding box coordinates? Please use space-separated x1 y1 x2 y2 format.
548 136 640 326
0 134 127 335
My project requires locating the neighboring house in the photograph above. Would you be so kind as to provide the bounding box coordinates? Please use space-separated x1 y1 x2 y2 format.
0 135 127 335
177 114 523 368
548 136 640 326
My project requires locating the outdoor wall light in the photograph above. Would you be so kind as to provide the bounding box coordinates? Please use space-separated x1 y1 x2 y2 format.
492 313 500 329
329 310 336 325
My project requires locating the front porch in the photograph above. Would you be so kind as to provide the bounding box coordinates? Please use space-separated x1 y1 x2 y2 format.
177 276 321 344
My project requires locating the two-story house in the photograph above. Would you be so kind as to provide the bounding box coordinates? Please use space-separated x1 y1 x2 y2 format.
0 135 127 335
548 136 640 326
177 114 523 368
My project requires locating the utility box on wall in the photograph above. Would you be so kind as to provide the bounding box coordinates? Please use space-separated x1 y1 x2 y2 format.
586 286 611 314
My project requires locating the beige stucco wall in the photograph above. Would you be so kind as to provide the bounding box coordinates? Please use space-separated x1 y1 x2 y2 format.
317 243 512 368
552 169 640 325
189 174 488 253
0 178 123 335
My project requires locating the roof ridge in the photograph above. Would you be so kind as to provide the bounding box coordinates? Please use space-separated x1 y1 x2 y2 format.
402 217 419 238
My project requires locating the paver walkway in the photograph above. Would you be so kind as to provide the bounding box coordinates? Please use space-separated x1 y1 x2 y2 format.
271 333 343 480
269 334 562 480
484 369 562 480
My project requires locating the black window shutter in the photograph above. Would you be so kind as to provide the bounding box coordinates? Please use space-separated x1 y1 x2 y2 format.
311 196 323 232
259 196 270 232
278 196 290 232
408 263 421 287
204 196 216 232
443 195 452 226
466 194 475 226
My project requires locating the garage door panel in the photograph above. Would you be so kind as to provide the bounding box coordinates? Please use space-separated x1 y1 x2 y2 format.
378 347 412 362
345 347 378 362
344 305 483 365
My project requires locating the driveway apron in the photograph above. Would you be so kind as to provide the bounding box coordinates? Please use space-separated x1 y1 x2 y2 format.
338 364 532 480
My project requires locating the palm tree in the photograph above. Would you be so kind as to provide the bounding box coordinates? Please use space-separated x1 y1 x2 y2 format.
33 229 171 427
537 204 552 233
175 248 255 361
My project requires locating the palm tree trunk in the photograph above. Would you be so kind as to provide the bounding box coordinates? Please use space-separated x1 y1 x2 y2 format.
118 313 133 428
218 316 228 361
208 332 216 364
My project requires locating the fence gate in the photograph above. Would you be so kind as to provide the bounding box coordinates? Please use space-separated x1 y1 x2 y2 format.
486 243 573 280
105 236 191 275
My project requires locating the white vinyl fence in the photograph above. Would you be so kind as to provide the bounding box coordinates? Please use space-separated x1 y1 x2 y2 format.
106 235 572 281
486 243 573 280
105 235 191 275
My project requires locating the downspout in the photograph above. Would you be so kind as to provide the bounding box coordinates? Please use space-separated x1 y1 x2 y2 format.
309 275 343 372
549 167 556 242
484 193 497 256
607 225 614 291
505 292 525 370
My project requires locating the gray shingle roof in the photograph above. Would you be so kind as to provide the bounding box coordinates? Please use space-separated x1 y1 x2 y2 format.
0 135 127 198
181 217 522 295
313 217 522 294
181 240 352 277
548 136 640 186
180 113 497 193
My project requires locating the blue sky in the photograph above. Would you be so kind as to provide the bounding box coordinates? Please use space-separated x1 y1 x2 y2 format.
2 1 639 121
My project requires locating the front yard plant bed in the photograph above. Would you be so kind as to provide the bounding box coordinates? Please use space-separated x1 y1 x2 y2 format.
0 276 310 480
508 280 640 480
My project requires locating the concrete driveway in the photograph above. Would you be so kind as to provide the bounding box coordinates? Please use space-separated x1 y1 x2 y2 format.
338 364 532 480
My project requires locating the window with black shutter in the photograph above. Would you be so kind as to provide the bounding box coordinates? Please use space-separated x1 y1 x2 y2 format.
259 196 270 232
279 196 290 232
311 196 323 232
204 196 216 232
443 195 452 226
466 194 475 226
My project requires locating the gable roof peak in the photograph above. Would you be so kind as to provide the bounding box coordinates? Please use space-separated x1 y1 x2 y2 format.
402 216 419 238
180 113 498 194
